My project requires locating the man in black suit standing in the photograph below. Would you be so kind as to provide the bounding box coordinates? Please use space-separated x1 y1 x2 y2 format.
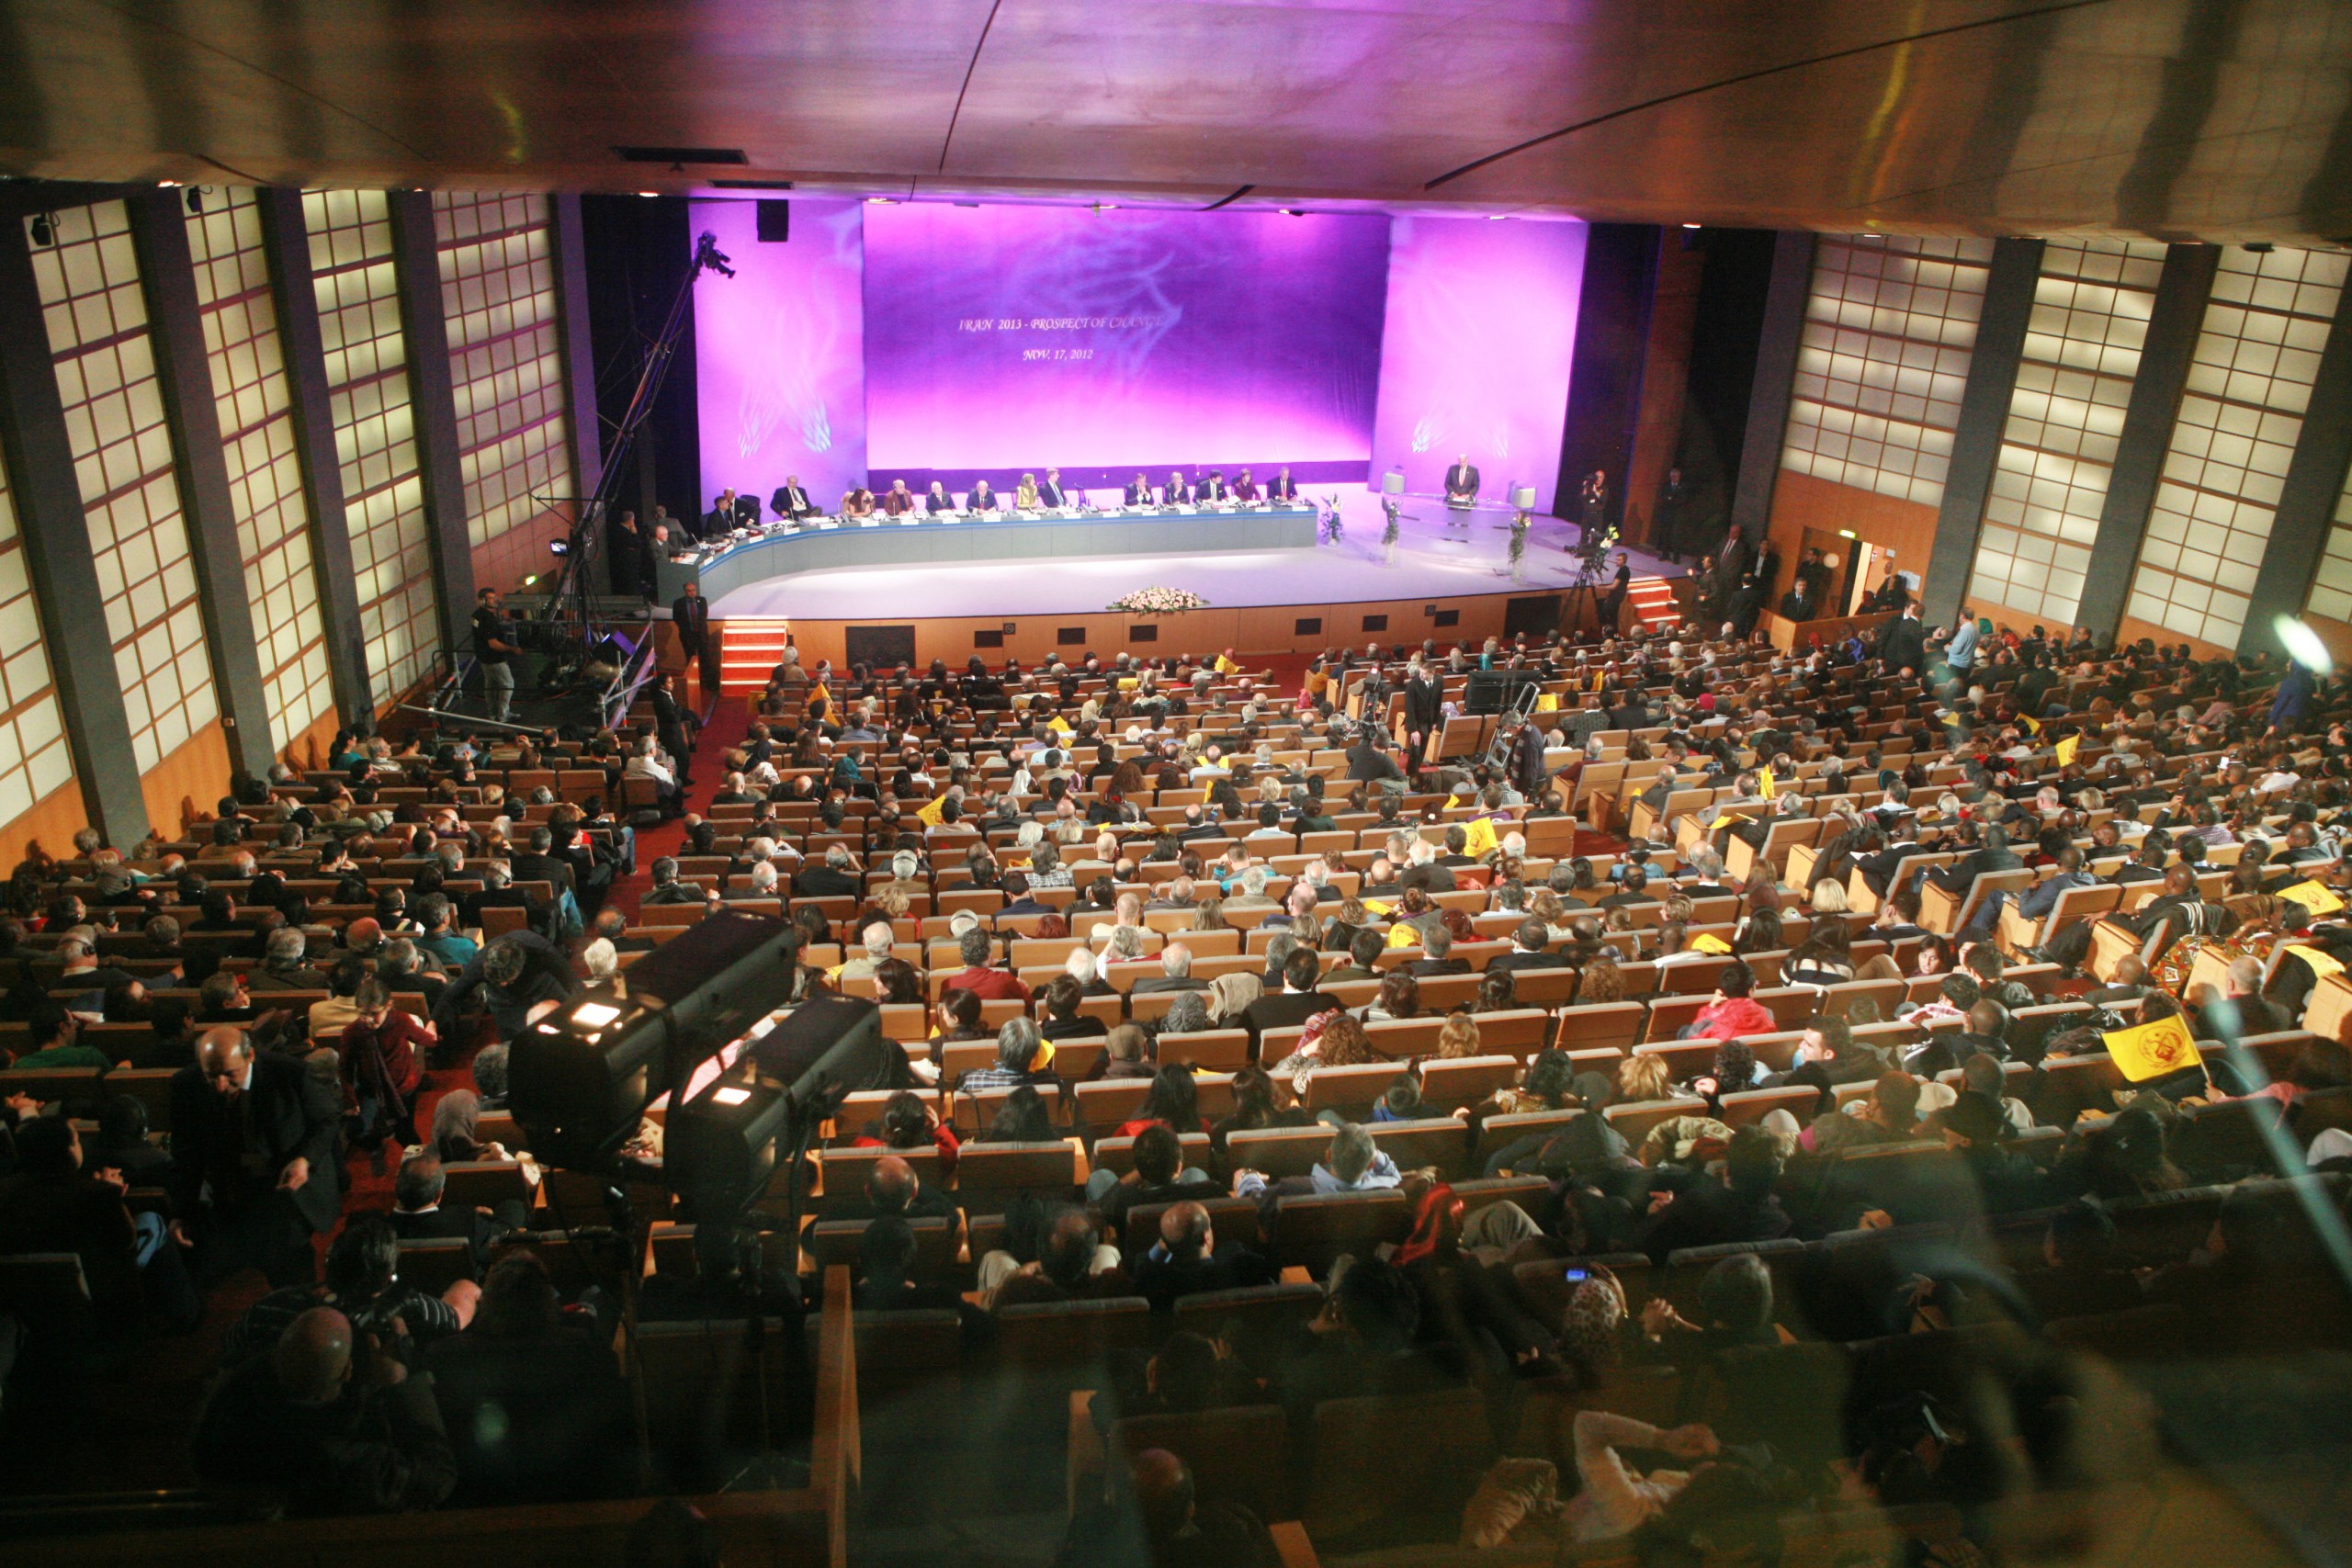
672 580 718 697
772 475 817 520
1877 602 1929 680
1402 663 1443 761
1444 453 1480 510
1040 468 1069 508
1601 551 1634 630
607 510 650 598
169 1026 340 1287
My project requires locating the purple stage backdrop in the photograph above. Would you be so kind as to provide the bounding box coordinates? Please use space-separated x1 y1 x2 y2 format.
1370 216 1587 514
690 197 868 513
863 204 1388 488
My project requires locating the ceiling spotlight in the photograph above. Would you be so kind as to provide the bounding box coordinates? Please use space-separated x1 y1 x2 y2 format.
185 187 204 214
1278 208 1302 217
637 190 660 198
28 213 53 247
1681 222 1701 230
157 179 181 188
1487 213 1508 220
865 196 895 205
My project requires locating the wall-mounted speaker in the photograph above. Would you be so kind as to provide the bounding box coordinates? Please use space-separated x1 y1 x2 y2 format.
756 200 790 243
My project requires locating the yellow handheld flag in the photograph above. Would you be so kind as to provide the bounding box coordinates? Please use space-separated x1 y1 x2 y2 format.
2052 733 2080 767
1117 677 1140 691
916 795 947 828
1201 784 1217 806
1460 817 1499 858
1534 693 1560 713
1709 812 1751 829
1214 654 1238 676
2285 944 2346 982
1757 765 1776 799
1360 899 1395 917
2280 880 2346 914
2018 715 2041 736
1385 922 1419 949
1690 932 1736 955
2101 1013 2199 1083
1046 716 1072 736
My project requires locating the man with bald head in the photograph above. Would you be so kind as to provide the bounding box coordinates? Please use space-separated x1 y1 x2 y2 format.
1066 1448 1281 1568
1128 1197 1270 1312
194 1305 457 1515
168 1026 341 1287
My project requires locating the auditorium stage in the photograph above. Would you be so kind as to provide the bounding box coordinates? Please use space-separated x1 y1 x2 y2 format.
707 489 1688 621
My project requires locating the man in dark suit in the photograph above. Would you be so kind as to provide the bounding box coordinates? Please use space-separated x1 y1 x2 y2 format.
1040 468 1069 508
1878 603 1928 678
1402 665 1442 757
1198 470 1229 502
773 475 817 519
391 1152 522 1275
1237 949 1346 1061
1267 467 1298 502
1161 471 1192 507
1127 1201 1271 1313
1927 822 2020 897
1489 919 1571 973
1444 453 1479 508
510 827 579 913
1122 473 1152 505
792 844 861 898
1406 925 1472 977
1130 943 1209 995
672 581 718 696
1346 732 1407 793
606 510 650 597
169 1027 341 1287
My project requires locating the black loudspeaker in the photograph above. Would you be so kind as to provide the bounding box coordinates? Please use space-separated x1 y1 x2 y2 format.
756 199 790 243
1464 670 1542 715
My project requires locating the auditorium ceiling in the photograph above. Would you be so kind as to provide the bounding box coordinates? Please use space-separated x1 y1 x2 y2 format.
2 0 2347 243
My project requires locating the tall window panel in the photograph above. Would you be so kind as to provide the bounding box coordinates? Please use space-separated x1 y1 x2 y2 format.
431 193 575 548
2126 246 2347 647
185 188 334 750
303 189 437 706
1968 239 2168 627
1781 236 1996 508
2301 448 2352 625
0 457 74 827
26 201 219 773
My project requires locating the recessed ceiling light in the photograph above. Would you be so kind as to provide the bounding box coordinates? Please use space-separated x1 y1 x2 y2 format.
636 190 659 197
158 180 181 188
866 197 894 205
1487 213 1508 220
1681 222 1701 230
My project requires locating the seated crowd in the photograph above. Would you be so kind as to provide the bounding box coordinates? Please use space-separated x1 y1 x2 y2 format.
1 598 2349 1562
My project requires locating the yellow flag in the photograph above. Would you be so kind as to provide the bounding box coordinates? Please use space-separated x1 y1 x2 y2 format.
2053 734 2079 767
1460 817 1498 858
1201 784 1216 805
1690 932 1735 954
2102 1013 2200 1082
1360 899 1395 917
2285 943 2346 981
1534 694 1560 713
2281 880 2346 914
1116 676 1139 691
1046 716 1072 736
1215 654 1238 675
2018 715 2041 736
916 795 947 828
1758 765 1776 799
1385 922 1419 949
1709 812 1751 829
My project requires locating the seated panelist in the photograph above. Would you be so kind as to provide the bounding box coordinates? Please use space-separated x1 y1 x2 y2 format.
926 480 954 513
841 485 876 517
1041 468 1069 508
969 479 1000 513
1162 470 1192 507
1198 470 1229 502
1123 473 1153 506
1231 468 1261 502
882 479 914 515
1268 467 1298 503
1015 472 1041 510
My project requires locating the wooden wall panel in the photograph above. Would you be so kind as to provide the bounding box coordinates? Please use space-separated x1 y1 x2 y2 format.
469 502 574 595
138 721 232 841
0 782 91 869
1763 470 1940 604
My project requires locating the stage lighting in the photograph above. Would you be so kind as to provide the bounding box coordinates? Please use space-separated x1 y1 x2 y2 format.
186 187 205 214
667 1062 794 1217
548 539 569 556
28 213 53 247
509 910 800 1168
1510 483 1536 511
1381 470 1406 497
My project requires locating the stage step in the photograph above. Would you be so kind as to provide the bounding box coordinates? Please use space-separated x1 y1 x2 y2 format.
721 617 795 691
1627 576 1680 631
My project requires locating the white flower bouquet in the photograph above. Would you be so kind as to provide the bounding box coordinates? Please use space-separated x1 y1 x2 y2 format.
1108 587 1208 614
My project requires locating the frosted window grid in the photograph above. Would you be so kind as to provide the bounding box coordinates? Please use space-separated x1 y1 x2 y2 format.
186 188 334 749
431 193 574 548
1780 235 1996 508
2127 246 2346 647
0 453 76 827
1968 238 2168 628
302 189 437 705
26 201 218 773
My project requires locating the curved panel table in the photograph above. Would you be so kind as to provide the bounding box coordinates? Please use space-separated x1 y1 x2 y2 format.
656 505 1319 607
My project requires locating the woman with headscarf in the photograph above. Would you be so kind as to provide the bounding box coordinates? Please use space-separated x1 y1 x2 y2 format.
1204 971 1262 1026
432 1089 509 1163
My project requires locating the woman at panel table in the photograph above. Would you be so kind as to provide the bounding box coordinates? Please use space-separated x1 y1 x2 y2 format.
926 481 954 514
1015 472 1042 510
969 478 1001 513
883 479 914 515
841 483 876 517
1231 468 1260 502
1123 473 1153 506
1268 467 1298 502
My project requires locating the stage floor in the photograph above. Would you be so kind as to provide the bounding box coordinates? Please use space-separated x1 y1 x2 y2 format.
707 488 1690 620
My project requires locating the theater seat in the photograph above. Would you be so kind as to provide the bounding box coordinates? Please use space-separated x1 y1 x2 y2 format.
1108 1403 1292 1522
1302 1386 1492 1549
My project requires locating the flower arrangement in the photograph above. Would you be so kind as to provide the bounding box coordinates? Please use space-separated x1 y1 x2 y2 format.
1318 492 1344 546
1108 587 1207 614
1509 513 1530 566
